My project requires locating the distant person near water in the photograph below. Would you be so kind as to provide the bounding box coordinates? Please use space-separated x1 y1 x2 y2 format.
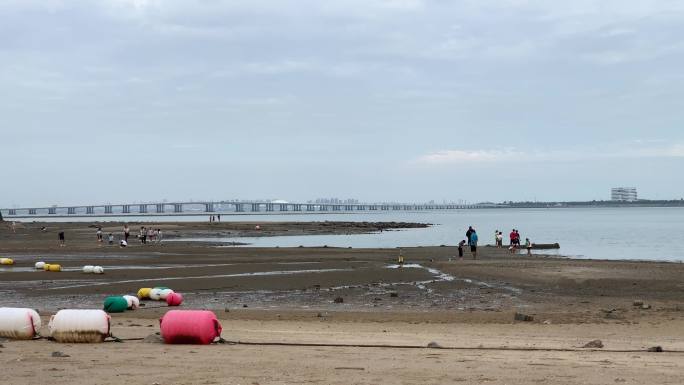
140 226 147 244
496 231 503 248
58 231 65 247
525 238 532 255
217 214 221 222
156 228 163 243
458 240 466 260
96 226 102 243
466 226 474 245
470 230 478 259
123 224 130 242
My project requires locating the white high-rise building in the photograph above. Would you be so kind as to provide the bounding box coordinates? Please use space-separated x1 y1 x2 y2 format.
611 187 637 202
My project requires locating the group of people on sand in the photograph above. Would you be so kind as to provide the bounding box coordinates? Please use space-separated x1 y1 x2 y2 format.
456 226 533 260
494 228 532 255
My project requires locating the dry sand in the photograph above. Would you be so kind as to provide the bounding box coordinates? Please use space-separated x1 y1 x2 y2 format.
1 221 683 384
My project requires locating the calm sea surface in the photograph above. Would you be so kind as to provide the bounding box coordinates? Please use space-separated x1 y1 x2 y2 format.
15 207 684 262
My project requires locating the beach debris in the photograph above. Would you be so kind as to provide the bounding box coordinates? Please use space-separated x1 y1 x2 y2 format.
582 339 604 349
142 334 163 344
542 320 552 325
334 297 344 303
632 300 644 307
34 261 46 270
427 341 442 348
390 292 399 298
243 304 248 308
51 351 70 358
641 304 652 310
224 308 230 313
316 312 328 318
647 346 663 352
514 312 534 322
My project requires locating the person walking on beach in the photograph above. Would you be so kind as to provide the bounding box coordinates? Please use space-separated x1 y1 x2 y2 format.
108 233 114 245
496 231 503 248
525 238 532 255
123 224 130 242
458 240 466 260
509 229 517 247
470 230 478 259
217 214 221 222
96 226 103 243
156 228 163 243
11 221 16 233
515 230 521 246
140 226 147 244
58 231 65 247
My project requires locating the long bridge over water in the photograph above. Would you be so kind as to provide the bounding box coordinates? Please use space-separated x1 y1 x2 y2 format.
1 200 487 218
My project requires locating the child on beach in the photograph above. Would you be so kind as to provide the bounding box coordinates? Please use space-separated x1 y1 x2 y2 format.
458 240 466 260
108 233 114 245
96 226 102 243
525 238 532 255
58 231 65 247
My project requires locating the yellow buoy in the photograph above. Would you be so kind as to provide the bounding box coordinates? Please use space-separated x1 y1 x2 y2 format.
47 264 62 272
0 258 14 265
137 288 152 299
43 264 51 271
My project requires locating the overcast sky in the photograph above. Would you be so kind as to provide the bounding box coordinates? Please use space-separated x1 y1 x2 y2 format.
2 0 684 206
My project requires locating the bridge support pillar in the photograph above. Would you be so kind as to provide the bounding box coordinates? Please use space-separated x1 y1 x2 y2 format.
48 207 57 215
294 204 302 211
86 206 94 214
156 204 165 213
139 204 148 213
319 205 328 211
104 205 113 214
235 203 244 212
29 209 37 215
205 203 214 212
9 209 16 216
306 205 315 211
251 203 260 212
266 203 274 212
67 207 75 215
278 204 288 211
122 205 131 214
174 204 183 213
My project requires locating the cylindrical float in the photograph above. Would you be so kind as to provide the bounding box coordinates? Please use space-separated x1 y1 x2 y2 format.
47 264 62 272
48 309 111 343
159 310 222 344
166 292 183 306
0 307 42 340
149 288 163 300
103 296 128 313
137 288 152 299
83 265 95 274
0 258 14 265
159 288 174 300
35 261 46 270
122 295 140 310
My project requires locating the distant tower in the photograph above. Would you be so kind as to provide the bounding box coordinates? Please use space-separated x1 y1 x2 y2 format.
611 187 637 202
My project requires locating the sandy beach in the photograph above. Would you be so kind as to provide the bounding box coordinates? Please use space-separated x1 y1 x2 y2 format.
1 221 683 384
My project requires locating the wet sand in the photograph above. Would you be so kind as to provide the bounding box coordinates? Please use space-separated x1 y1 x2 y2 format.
1 221 684 384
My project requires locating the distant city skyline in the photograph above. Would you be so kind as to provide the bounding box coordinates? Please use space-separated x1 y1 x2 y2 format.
2 1 684 207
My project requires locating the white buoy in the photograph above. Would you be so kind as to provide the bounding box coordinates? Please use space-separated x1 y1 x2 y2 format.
35 261 46 270
122 295 140 310
0 308 42 340
159 288 175 300
149 288 163 300
83 265 95 274
93 266 104 274
48 309 111 343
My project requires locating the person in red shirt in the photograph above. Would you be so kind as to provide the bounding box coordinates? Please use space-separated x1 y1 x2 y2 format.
509 229 516 246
